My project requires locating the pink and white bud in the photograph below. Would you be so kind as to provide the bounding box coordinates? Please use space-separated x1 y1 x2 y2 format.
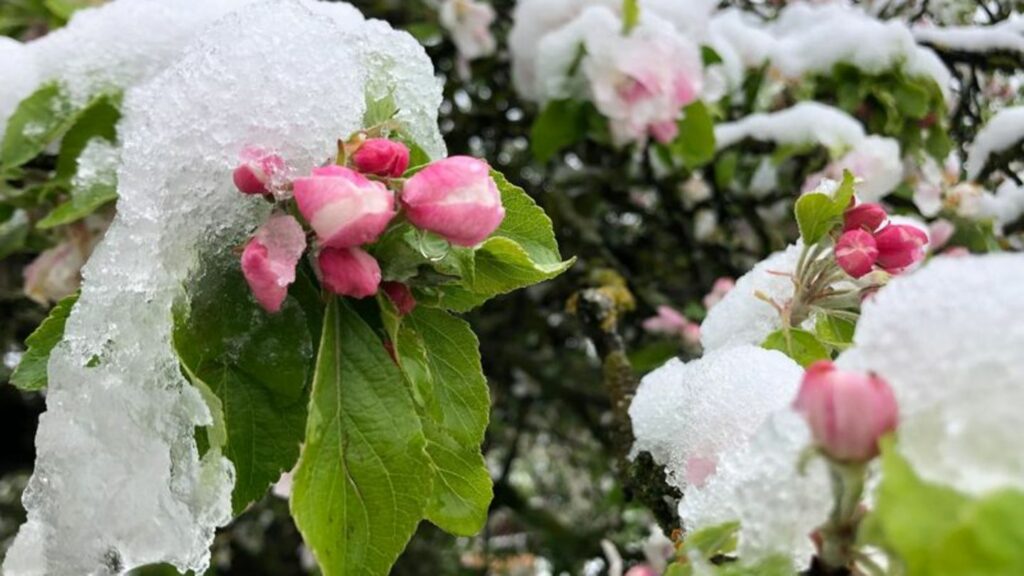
318 246 381 299
928 218 955 251
233 147 286 195
382 281 417 315
835 229 879 279
874 224 928 273
702 277 735 310
642 305 689 336
843 203 887 233
352 138 410 178
401 156 505 246
23 241 86 305
624 565 659 576
794 361 898 462
293 165 396 249
241 213 307 313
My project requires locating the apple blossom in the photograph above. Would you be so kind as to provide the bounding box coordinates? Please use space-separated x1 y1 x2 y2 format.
842 203 887 233
702 277 735 310
351 138 410 178
401 155 505 246
874 224 928 272
382 281 417 315
835 229 879 279
293 165 396 249
240 213 307 313
23 241 86 305
583 15 703 145
794 361 898 462
439 0 497 62
233 146 287 195
318 246 381 299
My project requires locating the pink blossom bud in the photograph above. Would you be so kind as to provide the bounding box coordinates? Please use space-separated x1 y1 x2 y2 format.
352 138 410 178
382 281 417 315
642 305 689 336
702 277 735 310
241 214 307 313
318 246 381 298
293 165 396 249
234 147 286 195
843 203 887 233
928 218 955 250
874 224 928 273
400 156 505 246
793 361 899 462
835 229 879 279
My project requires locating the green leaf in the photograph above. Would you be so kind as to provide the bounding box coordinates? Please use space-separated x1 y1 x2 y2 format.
530 99 588 162
0 209 29 259
794 170 855 245
37 177 117 229
364 90 398 128
622 0 639 34
894 80 930 119
435 171 573 311
862 441 1024 575
701 46 724 66
682 521 740 559
54 92 121 181
389 306 493 535
814 314 856 351
1 83 83 170
10 292 78 391
174 259 312 513
291 298 431 576
672 101 716 169
762 328 831 367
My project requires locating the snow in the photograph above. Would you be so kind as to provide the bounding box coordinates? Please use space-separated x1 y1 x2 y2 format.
715 102 866 152
700 243 803 352
708 3 953 101
679 409 832 570
71 138 119 191
964 106 1024 180
980 180 1024 228
838 253 1024 495
629 346 803 491
2 1 444 575
913 19 1024 56
0 37 39 143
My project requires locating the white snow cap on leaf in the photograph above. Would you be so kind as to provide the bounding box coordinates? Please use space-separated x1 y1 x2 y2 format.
715 102 865 152
629 346 803 491
2 1 444 575
964 106 1024 180
680 409 831 571
508 0 716 102
0 37 39 142
838 253 1024 495
700 243 802 352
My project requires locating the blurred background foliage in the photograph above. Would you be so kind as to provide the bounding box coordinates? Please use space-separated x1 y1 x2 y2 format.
1 0 1022 575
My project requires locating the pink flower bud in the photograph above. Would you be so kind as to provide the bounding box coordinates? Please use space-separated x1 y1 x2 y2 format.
382 281 416 315
928 218 955 250
793 361 899 462
625 565 659 576
318 246 381 298
241 214 307 313
874 224 928 273
702 277 735 310
233 147 286 195
835 229 879 279
352 138 410 178
843 203 887 233
400 156 505 246
293 165 396 249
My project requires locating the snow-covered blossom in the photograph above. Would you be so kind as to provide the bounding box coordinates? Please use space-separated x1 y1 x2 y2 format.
401 156 505 246
23 242 86 305
838 253 1024 495
240 214 306 313
293 165 396 249
439 0 497 62
700 243 803 352
233 147 287 195
680 409 832 570
629 345 803 491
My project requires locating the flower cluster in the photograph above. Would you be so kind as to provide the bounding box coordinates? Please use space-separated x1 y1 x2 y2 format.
835 202 928 279
234 140 505 312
